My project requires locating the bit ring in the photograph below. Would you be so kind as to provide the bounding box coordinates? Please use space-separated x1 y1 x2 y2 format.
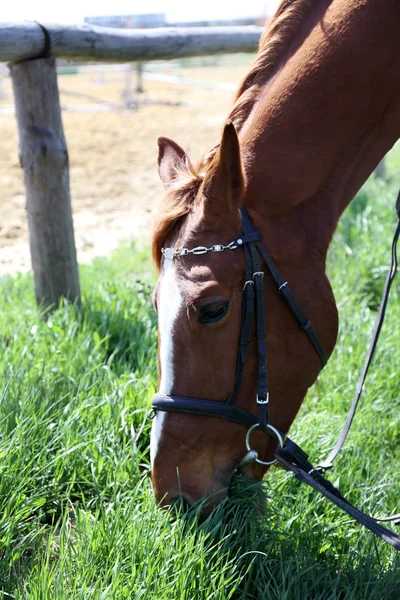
245 423 284 466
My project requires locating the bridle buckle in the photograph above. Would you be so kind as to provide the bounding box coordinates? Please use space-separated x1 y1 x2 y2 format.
256 392 269 405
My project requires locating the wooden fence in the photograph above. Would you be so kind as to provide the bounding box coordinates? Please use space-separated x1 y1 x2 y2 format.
1 22 262 62
2 22 262 309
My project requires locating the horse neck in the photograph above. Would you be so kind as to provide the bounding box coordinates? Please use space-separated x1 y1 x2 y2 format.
240 0 400 259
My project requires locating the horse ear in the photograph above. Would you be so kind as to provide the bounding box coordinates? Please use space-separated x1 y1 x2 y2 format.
201 121 245 217
157 137 187 185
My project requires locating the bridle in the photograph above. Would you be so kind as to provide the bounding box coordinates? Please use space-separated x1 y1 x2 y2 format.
151 200 400 550
152 206 326 465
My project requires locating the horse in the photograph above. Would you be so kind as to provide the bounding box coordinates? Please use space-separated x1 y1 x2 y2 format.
149 0 400 515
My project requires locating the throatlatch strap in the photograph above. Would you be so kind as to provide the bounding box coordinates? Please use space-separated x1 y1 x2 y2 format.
255 241 328 368
239 207 327 369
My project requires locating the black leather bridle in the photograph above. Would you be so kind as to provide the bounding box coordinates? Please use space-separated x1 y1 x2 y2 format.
152 206 327 465
151 199 400 550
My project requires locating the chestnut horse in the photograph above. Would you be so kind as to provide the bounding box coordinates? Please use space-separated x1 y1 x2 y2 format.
150 0 400 513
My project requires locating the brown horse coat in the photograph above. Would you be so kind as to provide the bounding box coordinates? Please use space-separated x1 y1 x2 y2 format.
150 0 400 511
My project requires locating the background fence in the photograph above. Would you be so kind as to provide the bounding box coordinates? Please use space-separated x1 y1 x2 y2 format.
1 22 262 309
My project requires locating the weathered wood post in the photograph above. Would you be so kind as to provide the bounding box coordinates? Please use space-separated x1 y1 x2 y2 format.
9 57 81 309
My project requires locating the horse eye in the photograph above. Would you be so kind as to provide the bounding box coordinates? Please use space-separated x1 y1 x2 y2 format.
197 301 230 325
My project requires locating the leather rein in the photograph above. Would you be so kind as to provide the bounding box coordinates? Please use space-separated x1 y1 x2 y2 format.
151 196 400 551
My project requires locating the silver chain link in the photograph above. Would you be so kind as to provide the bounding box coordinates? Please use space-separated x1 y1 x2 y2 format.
162 238 244 259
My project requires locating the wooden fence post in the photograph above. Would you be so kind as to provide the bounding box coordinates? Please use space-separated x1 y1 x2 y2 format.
9 57 80 309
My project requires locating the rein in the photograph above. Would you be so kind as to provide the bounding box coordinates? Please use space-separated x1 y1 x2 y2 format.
151 194 400 550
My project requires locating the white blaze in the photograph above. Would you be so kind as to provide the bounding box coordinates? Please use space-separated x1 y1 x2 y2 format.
150 255 183 467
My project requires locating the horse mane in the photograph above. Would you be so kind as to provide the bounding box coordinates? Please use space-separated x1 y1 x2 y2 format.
152 0 314 270
152 158 203 269
229 0 315 132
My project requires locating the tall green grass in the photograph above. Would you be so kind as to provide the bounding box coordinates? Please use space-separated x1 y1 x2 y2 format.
1 155 400 598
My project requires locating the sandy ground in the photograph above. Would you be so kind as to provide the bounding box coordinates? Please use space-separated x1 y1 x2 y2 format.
0 59 252 274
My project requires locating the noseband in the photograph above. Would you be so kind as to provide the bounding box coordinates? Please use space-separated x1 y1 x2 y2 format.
151 206 327 465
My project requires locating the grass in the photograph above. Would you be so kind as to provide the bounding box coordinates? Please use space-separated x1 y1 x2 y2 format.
1 154 400 598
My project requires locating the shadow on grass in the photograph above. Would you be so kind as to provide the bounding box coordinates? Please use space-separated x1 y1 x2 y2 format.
80 278 158 375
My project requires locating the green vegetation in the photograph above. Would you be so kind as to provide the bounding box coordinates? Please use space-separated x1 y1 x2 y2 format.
1 154 400 598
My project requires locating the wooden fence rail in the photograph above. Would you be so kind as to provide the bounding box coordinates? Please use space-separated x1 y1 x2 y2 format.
0 22 262 63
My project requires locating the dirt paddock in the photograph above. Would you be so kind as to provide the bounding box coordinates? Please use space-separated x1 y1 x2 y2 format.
0 58 253 274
